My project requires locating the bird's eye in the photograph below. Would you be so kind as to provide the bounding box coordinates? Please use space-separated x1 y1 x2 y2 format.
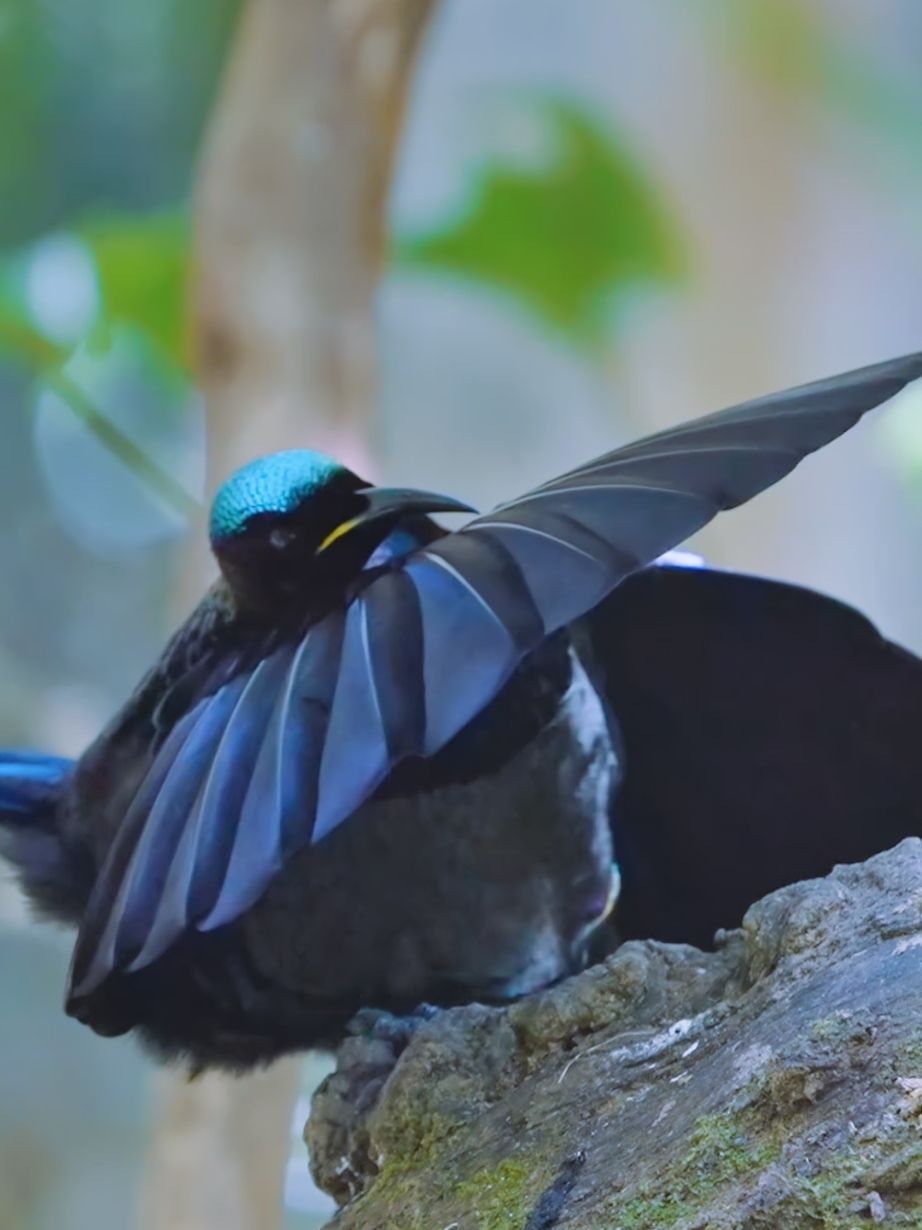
269 527 297 550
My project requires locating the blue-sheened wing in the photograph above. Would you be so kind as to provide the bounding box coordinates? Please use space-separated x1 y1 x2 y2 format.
67 350 922 1001
406 350 922 753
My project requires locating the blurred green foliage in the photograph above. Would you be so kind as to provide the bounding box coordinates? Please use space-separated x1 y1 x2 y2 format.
0 224 197 518
708 0 922 159
0 210 190 373
397 101 687 345
0 0 238 519
0 0 242 247
1 0 920 506
82 211 191 373
0 0 59 248
0 89 690 509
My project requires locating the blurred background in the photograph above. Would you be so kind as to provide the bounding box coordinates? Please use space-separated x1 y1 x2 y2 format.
1 1 922 1227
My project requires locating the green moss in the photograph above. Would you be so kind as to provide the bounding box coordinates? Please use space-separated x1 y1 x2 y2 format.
895 1030 922 1071
787 1172 862 1228
455 1156 549 1230
357 1105 549 1229
685 1111 780 1183
376 1109 461 1174
605 1110 922 1230
766 1148 921 1229
363 1150 548 1230
364 1134 460 1224
354 1100 922 1230
810 1011 854 1042
604 1109 781 1230
609 1191 685 1230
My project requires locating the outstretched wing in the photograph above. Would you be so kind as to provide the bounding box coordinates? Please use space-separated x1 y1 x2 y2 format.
586 564 922 948
423 351 922 739
68 350 922 1001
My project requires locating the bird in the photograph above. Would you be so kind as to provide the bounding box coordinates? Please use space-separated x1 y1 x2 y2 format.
2 350 922 1072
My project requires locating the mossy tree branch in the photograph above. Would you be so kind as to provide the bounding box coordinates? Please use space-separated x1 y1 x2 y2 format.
308 840 922 1229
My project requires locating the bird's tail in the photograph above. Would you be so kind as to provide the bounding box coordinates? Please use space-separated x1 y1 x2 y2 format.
0 751 92 924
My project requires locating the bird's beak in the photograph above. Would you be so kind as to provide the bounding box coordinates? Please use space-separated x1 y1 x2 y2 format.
317 486 478 553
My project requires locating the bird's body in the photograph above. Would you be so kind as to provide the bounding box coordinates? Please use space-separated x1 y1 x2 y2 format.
4 351 922 1071
56 614 619 1069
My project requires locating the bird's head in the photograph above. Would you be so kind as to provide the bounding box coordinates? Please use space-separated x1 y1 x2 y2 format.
209 449 474 612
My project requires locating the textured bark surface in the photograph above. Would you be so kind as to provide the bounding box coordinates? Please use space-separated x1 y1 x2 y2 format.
308 839 922 1229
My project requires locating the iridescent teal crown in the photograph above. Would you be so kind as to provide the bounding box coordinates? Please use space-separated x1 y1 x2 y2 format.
209 450 344 543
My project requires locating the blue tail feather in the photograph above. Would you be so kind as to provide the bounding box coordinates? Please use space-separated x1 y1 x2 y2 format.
0 751 74 820
0 750 92 925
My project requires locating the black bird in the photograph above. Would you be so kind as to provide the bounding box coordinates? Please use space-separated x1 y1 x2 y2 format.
2 351 922 1072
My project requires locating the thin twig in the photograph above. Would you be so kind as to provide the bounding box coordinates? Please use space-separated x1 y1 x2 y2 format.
46 369 201 519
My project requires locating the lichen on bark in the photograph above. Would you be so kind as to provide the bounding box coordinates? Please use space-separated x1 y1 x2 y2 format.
307 838 922 1229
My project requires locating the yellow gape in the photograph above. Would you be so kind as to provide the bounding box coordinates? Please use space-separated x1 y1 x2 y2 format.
318 516 363 553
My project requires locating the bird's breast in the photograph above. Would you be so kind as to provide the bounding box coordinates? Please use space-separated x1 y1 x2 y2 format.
243 640 620 1013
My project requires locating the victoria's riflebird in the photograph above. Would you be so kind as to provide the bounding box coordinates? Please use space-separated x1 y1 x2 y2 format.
3 352 922 1071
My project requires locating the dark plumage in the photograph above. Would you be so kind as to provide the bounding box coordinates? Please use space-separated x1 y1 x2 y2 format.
2 351 922 1070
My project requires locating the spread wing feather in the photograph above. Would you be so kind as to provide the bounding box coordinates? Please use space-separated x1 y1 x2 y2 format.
406 552 532 754
70 689 242 995
356 568 426 761
136 645 296 952
204 614 345 927
68 350 922 996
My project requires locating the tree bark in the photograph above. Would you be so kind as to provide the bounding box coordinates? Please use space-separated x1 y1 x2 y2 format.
138 2 437 1228
308 839 922 1229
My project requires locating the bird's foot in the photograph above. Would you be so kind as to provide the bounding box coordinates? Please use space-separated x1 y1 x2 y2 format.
346 1002 440 1050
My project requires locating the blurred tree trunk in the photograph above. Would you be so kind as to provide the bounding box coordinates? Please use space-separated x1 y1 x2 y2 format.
194 0 437 487
137 1 436 1228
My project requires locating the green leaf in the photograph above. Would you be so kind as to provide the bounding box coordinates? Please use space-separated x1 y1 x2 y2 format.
80 210 192 373
395 99 687 344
